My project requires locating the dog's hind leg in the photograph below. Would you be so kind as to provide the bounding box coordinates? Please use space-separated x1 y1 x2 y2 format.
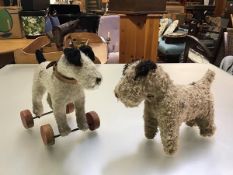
74 96 88 131
196 105 216 137
47 93 53 109
32 79 46 116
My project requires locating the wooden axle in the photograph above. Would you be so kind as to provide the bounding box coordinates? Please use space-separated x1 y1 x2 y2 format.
54 128 80 138
40 111 100 145
20 103 75 129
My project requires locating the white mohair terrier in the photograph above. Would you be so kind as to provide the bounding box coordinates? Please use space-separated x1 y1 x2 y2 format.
33 45 102 136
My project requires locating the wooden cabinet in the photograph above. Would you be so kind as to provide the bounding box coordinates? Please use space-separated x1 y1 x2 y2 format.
108 0 165 63
108 0 166 14
119 14 160 63
214 0 227 16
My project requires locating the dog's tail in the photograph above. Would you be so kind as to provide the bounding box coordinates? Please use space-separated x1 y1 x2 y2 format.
35 49 46 63
200 69 215 85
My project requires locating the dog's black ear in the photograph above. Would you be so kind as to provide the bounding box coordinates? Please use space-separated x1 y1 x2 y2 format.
64 48 82 66
79 45 95 62
135 60 157 80
35 49 46 64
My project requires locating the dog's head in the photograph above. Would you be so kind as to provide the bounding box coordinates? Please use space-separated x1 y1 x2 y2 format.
114 60 157 107
58 46 102 89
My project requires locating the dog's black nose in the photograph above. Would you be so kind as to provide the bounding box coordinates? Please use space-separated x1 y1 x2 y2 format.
96 77 102 84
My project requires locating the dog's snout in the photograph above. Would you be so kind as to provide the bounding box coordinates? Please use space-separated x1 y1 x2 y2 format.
96 77 102 84
115 92 119 98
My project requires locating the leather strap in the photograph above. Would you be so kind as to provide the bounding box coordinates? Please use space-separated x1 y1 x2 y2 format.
49 62 77 84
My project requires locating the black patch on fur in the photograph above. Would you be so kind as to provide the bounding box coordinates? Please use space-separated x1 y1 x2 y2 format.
64 48 82 66
79 45 95 62
35 49 46 63
134 60 157 80
123 63 130 75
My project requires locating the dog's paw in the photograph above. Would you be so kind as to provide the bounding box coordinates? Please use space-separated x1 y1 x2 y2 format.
77 121 89 131
33 105 44 116
144 127 157 139
164 146 177 155
59 126 71 137
76 115 89 131
200 126 215 137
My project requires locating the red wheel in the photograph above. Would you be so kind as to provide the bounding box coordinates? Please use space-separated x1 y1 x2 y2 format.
20 109 34 129
66 103 74 114
40 124 55 145
86 111 100 131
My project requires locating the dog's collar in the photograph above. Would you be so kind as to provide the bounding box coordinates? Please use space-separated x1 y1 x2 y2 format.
47 62 77 84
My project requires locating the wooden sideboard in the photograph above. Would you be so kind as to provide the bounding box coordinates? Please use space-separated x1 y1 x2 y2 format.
0 39 33 54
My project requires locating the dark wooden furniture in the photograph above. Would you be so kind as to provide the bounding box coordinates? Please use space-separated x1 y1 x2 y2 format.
50 19 79 49
182 16 230 65
214 0 227 17
21 0 50 10
108 0 166 63
183 35 213 63
0 38 33 68
108 0 166 14
183 28 225 64
119 14 161 63
49 4 100 33
185 5 215 21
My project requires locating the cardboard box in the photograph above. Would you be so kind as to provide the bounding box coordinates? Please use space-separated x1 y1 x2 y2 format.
0 6 24 39
108 0 166 14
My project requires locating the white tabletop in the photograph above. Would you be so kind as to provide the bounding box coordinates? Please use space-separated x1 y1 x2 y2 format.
0 63 233 175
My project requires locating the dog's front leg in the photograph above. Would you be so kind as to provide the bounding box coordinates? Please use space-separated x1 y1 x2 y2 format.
159 118 179 155
144 102 158 139
74 97 88 131
53 103 71 136
32 80 45 116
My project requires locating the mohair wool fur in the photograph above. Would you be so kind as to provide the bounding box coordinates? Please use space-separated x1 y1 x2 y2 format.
114 60 216 155
32 47 102 136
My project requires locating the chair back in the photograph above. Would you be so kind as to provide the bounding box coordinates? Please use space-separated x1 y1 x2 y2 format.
183 17 229 64
183 35 212 63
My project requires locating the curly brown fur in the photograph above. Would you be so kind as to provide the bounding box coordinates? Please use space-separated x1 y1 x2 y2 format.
114 60 216 155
